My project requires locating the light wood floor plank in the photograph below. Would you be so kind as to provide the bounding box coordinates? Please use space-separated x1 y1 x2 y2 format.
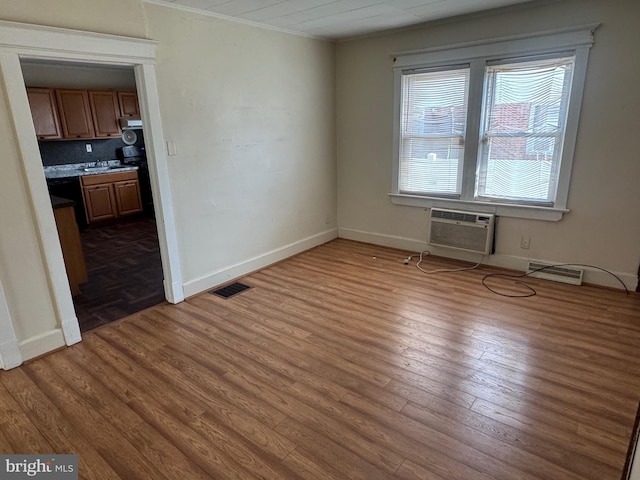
20 360 169 479
0 368 119 480
41 353 211 480
0 378 54 454
402 400 617 479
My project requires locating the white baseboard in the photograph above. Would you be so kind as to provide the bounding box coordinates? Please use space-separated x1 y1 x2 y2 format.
19 329 66 362
0 339 22 370
338 227 636 291
0 279 22 369
61 315 82 346
183 228 339 298
166 279 185 305
4 316 80 367
338 227 430 253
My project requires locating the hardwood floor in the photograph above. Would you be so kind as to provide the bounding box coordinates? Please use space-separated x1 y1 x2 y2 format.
2 239 640 479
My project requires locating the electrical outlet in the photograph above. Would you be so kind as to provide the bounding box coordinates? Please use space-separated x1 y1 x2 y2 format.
520 235 531 249
85 144 92 153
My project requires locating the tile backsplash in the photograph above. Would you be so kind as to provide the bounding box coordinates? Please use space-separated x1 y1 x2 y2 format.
39 132 144 166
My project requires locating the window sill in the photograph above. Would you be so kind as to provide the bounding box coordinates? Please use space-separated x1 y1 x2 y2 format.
389 193 568 221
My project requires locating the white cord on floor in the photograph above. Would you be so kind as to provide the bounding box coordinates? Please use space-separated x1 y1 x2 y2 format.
405 250 484 274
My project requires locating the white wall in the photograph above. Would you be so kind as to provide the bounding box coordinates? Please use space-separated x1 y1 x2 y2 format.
631 446 640 480
144 5 337 295
336 0 640 289
0 0 147 38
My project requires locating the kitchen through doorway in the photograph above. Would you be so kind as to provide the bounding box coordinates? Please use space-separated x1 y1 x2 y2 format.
22 59 166 332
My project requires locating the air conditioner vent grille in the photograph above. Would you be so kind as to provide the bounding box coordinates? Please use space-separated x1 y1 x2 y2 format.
431 209 478 224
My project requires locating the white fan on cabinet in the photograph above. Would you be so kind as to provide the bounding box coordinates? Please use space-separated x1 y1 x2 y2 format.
122 129 137 145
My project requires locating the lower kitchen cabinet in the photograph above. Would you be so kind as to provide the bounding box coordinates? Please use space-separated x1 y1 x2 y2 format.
83 182 117 222
114 179 143 216
81 171 142 223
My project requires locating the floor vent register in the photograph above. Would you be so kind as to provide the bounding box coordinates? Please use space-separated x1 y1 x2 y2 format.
209 282 252 299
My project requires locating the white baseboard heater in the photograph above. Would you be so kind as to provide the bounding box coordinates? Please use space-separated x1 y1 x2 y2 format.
428 208 495 255
527 262 584 285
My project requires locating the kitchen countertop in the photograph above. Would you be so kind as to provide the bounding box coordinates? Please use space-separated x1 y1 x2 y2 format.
44 161 138 180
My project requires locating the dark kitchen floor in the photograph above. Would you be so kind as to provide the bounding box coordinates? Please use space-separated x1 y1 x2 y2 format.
73 215 165 332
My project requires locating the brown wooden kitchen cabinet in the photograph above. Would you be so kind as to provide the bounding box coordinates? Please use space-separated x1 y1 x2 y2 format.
118 90 140 117
55 89 95 139
88 90 122 137
114 179 143 215
81 170 142 223
26 88 62 140
28 87 138 141
82 182 118 222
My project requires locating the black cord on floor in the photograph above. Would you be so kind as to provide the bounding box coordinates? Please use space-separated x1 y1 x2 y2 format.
481 263 630 298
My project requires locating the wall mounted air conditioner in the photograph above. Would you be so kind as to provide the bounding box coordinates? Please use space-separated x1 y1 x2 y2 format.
428 208 495 255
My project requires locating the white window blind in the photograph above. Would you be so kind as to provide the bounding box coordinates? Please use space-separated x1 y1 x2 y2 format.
477 56 575 204
399 67 470 195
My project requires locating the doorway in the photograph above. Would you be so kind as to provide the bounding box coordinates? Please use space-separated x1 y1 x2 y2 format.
0 21 184 363
22 60 167 332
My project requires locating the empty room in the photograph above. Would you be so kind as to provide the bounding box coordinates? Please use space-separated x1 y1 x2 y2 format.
0 0 639 479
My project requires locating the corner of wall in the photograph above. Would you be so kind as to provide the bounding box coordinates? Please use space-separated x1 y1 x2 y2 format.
183 227 338 298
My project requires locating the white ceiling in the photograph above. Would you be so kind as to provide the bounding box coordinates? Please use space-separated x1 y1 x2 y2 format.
148 0 536 40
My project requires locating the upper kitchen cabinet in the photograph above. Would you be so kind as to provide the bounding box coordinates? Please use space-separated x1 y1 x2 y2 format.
117 90 139 118
26 88 62 140
27 87 137 141
88 90 121 137
55 89 95 139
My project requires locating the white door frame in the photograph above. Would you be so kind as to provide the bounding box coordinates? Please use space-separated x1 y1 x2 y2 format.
0 277 22 370
0 20 184 367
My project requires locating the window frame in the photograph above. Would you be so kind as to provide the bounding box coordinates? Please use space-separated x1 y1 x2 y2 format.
390 24 598 221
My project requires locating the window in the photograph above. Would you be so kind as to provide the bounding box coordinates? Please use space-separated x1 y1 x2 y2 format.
391 26 596 220
477 56 574 204
399 67 469 196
